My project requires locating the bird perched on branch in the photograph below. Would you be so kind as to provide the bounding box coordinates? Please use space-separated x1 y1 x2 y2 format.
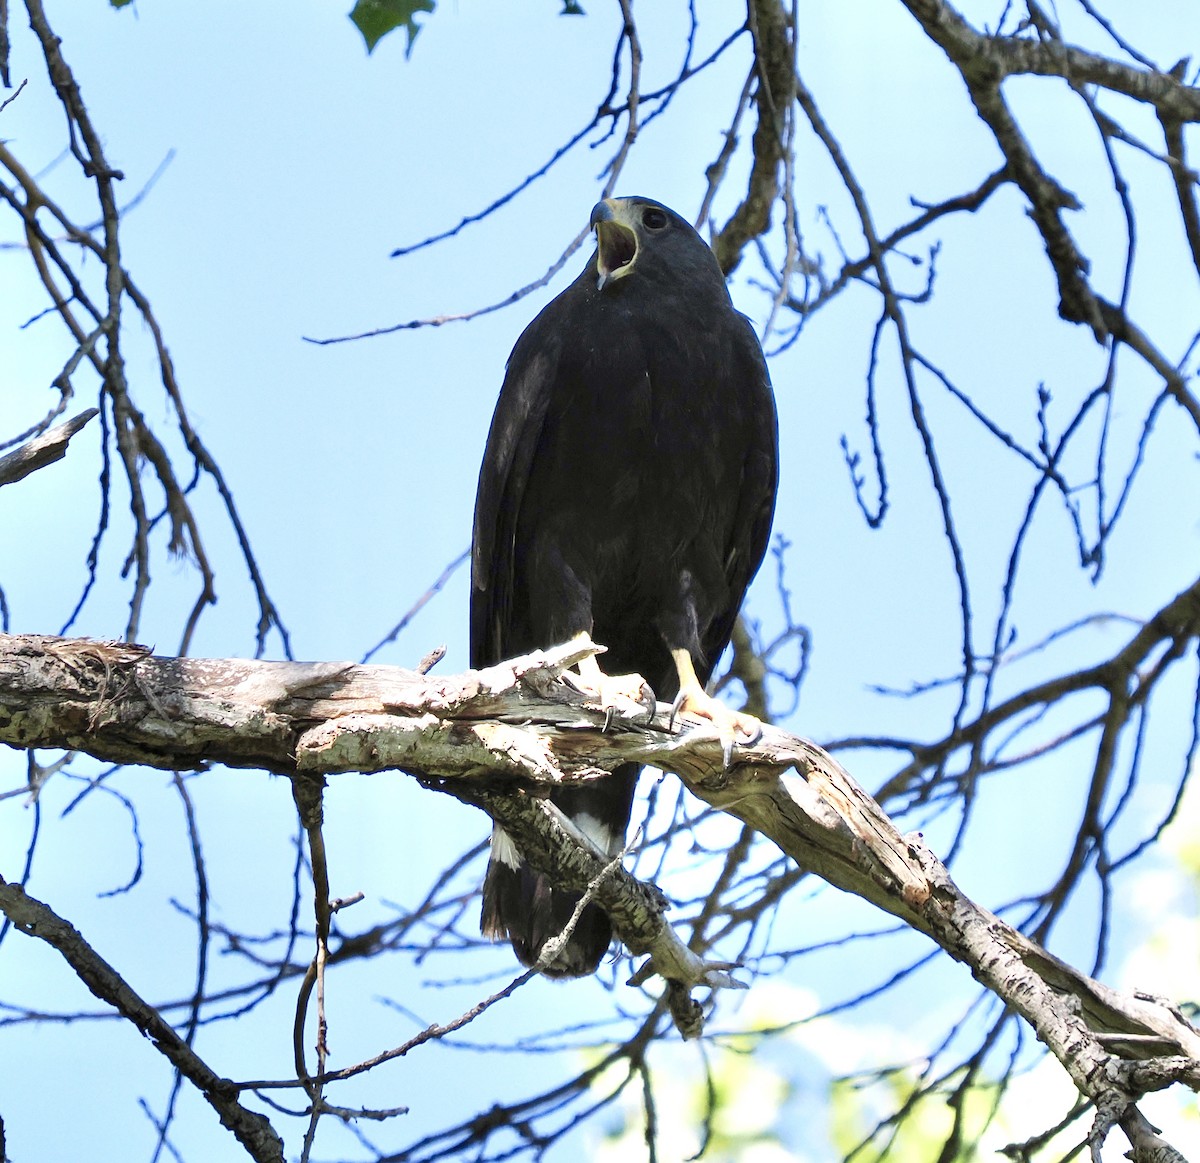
473 195 778 977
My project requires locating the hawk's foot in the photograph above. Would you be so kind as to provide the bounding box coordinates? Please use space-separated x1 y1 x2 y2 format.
564 649 656 729
668 647 762 766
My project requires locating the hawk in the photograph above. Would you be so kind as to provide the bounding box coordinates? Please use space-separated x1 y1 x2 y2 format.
473 195 778 976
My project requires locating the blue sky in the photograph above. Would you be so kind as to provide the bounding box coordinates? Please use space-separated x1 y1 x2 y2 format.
1 2 1199 1160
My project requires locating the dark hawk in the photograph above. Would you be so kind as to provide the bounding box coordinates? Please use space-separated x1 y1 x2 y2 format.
473 195 779 977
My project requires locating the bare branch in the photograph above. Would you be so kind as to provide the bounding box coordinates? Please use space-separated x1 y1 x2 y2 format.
0 407 97 487
0 875 284 1163
711 0 796 275
0 629 1196 1147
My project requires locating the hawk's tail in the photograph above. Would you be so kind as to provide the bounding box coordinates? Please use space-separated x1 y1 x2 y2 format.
480 764 638 978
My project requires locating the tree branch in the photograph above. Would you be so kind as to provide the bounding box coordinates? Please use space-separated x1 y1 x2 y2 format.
0 874 284 1163
0 407 98 488
0 629 1196 1152
711 0 796 275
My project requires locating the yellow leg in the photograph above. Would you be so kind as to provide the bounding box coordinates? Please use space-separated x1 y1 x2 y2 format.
669 647 762 763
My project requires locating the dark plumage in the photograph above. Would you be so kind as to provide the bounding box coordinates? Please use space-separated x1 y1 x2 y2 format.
473 195 778 976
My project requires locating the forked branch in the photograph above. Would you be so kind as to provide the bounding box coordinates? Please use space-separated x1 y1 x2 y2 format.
0 630 1196 1156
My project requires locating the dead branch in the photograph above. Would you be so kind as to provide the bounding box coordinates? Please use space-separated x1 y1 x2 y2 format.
0 629 1196 1153
0 407 98 488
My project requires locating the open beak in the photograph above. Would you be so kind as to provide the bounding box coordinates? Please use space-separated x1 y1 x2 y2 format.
591 199 638 290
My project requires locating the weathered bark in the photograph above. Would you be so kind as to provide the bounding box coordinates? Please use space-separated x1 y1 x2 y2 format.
0 408 98 488
0 630 1197 1150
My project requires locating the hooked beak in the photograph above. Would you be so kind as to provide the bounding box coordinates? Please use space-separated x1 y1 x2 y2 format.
590 199 638 290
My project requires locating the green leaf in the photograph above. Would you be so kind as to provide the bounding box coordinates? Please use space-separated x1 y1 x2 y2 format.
349 0 436 57
561 1 586 13
109 0 135 8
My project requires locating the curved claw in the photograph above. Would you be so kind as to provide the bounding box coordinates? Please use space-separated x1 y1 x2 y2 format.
669 688 686 732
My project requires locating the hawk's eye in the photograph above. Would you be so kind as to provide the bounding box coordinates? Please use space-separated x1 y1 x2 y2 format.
642 207 669 230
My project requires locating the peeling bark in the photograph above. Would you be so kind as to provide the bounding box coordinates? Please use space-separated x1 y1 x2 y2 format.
0 630 1197 1147
0 408 98 488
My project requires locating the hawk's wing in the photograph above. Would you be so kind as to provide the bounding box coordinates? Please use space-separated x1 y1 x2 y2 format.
470 324 562 669
699 310 779 682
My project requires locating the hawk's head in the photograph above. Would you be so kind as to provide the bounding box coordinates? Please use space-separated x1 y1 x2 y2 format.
589 196 725 293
